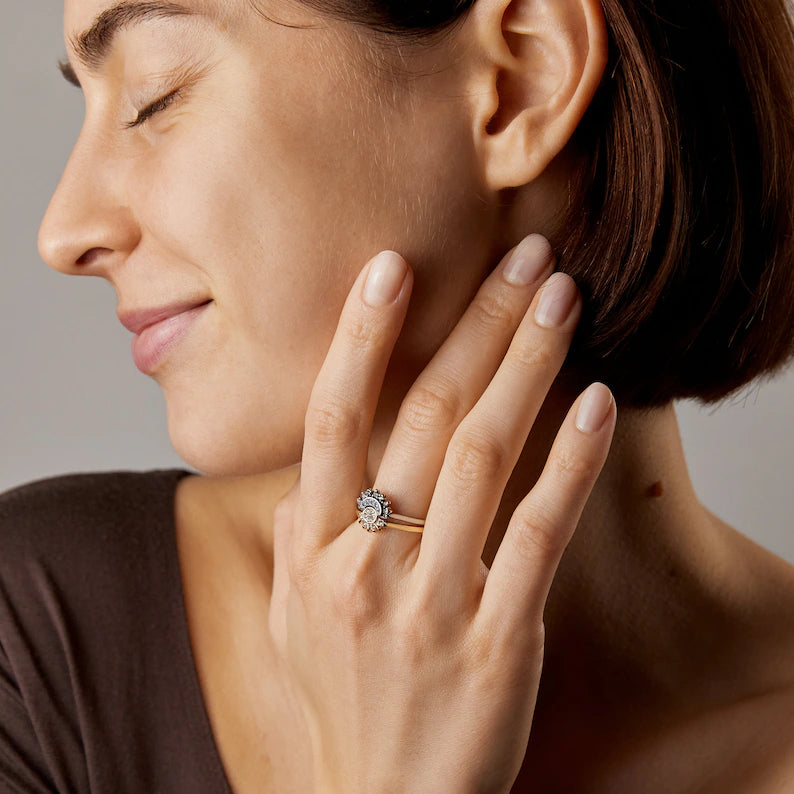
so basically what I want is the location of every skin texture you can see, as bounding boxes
[40,0,794,790]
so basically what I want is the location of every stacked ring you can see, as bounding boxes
[356,488,425,533]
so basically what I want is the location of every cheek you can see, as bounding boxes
[126,103,368,475]
[133,119,342,329]
[134,69,381,273]
[126,49,491,475]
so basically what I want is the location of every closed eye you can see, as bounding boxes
[125,88,183,129]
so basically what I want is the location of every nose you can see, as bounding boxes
[38,125,140,277]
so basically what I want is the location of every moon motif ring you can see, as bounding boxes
[356,488,426,533]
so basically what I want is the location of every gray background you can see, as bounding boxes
[2,6,792,563]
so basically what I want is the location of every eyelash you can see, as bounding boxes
[125,88,183,129]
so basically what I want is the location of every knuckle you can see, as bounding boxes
[509,511,564,563]
[470,291,515,335]
[345,313,377,350]
[399,381,461,436]
[554,446,598,479]
[509,339,556,371]
[305,398,362,449]
[447,431,508,485]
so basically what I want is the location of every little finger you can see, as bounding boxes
[478,382,616,632]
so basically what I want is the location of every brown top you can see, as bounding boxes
[0,468,235,794]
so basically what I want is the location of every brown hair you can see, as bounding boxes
[271,0,794,408]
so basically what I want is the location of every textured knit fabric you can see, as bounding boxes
[0,469,235,794]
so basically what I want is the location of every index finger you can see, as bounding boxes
[298,250,412,551]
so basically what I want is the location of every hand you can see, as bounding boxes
[267,235,616,793]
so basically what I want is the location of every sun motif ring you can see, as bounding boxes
[356,488,426,533]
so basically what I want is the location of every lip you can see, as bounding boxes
[118,299,212,335]
[128,300,213,374]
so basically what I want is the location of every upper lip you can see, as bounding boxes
[117,299,212,335]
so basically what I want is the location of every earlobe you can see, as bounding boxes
[467,0,608,191]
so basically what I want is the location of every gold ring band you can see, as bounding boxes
[387,512,425,526]
[383,521,424,533]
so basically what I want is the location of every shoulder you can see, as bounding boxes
[0,469,234,793]
[0,468,192,553]
[0,468,193,616]
[0,467,194,690]
[0,467,192,523]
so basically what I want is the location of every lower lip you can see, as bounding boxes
[131,302,212,374]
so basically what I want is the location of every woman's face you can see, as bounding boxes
[39,0,561,475]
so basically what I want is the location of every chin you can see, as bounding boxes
[165,398,305,478]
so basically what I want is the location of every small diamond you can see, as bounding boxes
[359,505,381,531]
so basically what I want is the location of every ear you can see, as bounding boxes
[463,0,608,190]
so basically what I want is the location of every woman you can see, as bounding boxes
[2,0,794,791]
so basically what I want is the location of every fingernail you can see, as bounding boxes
[363,251,407,307]
[534,273,578,328]
[576,383,614,433]
[502,234,554,286]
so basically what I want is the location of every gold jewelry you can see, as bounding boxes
[357,488,425,533]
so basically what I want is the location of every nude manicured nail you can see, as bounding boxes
[535,273,578,327]
[502,234,554,286]
[363,251,407,307]
[576,383,614,433]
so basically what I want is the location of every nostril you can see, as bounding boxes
[76,247,111,267]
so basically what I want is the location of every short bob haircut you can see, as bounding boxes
[262,0,794,409]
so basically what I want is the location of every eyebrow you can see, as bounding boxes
[58,0,197,84]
